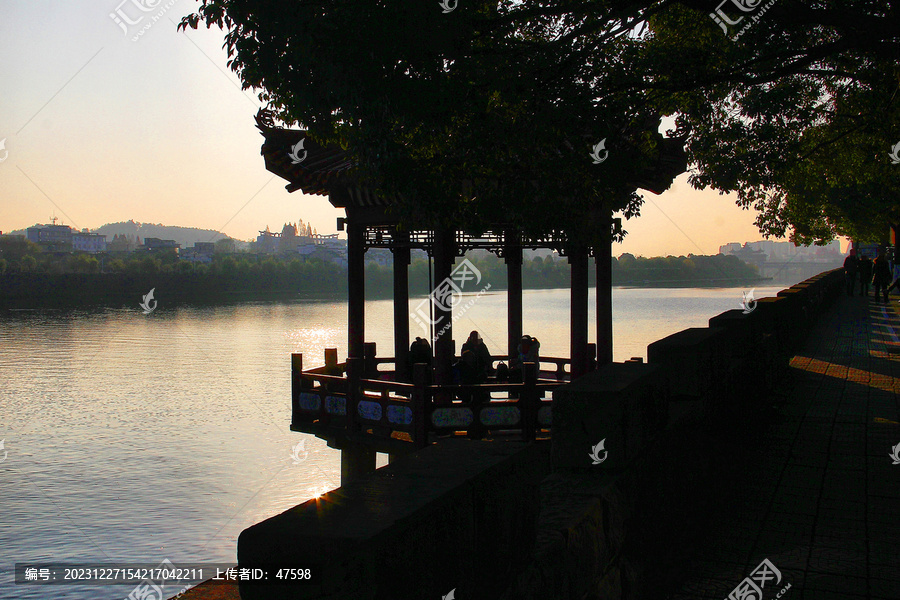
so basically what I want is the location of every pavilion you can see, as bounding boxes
[254,111,686,481]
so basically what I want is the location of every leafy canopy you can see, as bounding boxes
[643,1,900,243]
[180,0,686,244]
[181,0,900,244]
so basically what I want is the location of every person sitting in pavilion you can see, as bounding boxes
[406,337,433,383]
[510,334,540,382]
[457,331,493,405]
[460,331,495,381]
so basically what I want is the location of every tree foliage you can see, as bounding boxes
[643,1,900,243]
[181,0,900,244]
[180,0,690,244]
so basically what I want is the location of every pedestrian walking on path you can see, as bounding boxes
[844,250,859,296]
[873,251,891,302]
[858,255,872,296]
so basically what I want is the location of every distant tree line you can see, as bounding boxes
[0,234,765,308]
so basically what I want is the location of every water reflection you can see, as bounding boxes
[0,286,783,599]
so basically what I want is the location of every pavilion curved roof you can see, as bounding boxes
[256,112,688,210]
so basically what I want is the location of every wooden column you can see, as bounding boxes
[393,231,411,382]
[596,232,614,366]
[505,241,523,364]
[341,356,375,484]
[570,248,589,380]
[291,353,303,424]
[347,217,365,359]
[433,228,455,385]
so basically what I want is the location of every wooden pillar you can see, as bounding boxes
[341,355,375,484]
[347,217,365,359]
[521,362,538,442]
[411,362,429,448]
[433,228,455,385]
[291,353,303,423]
[324,348,339,374]
[505,240,523,364]
[570,248,589,379]
[364,342,378,379]
[393,231,411,382]
[596,232,613,366]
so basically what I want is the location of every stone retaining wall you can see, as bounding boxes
[237,440,550,600]
[511,269,844,599]
[233,269,844,600]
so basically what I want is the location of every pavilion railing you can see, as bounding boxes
[291,350,563,447]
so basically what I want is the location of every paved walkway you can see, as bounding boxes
[663,293,900,599]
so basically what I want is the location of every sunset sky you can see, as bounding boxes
[0,1,843,256]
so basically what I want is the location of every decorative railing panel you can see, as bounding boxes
[292,349,563,447]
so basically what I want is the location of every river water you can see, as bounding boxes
[0,284,787,599]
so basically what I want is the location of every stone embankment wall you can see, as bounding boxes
[507,268,844,599]
[234,269,843,600]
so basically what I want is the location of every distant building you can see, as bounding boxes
[278,222,301,253]
[194,242,216,255]
[26,222,73,251]
[72,229,107,254]
[257,222,324,254]
[180,242,216,263]
[257,226,279,254]
[729,243,767,268]
[142,237,180,253]
[719,242,742,255]
[719,239,843,263]
[108,234,138,253]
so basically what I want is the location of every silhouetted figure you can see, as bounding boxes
[873,252,891,302]
[460,331,494,381]
[407,337,432,382]
[844,251,859,296]
[458,331,492,406]
[495,362,510,381]
[510,334,540,382]
[858,255,872,296]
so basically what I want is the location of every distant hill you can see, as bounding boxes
[6,220,242,248]
[95,221,238,248]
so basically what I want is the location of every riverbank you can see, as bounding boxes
[0,272,771,310]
